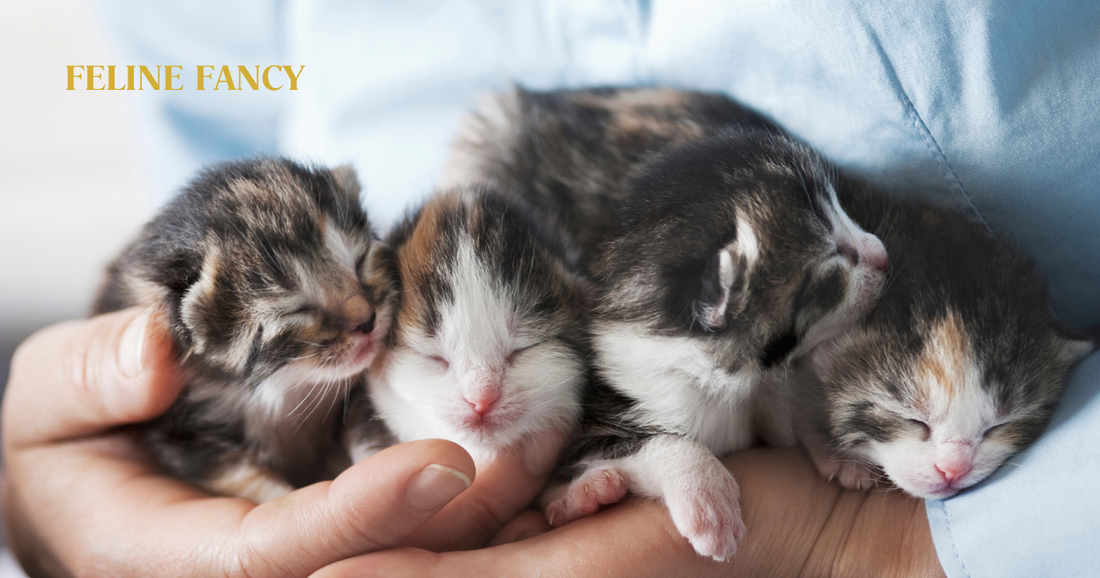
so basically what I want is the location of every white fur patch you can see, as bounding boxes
[593,323,758,455]
[735,214,759,264]
[581,435,745,560]
[699,248,736,329]
[370,235,582,460]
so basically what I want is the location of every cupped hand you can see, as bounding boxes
[313,448,947,578]
[1,308,557,577]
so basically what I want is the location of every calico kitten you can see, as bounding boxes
[546,132,890,561]
[802,184,1095,499]
[94,157,396,502]
[442,86,776,268]
[349,188,590,463]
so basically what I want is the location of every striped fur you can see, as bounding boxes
[94,158,397,500]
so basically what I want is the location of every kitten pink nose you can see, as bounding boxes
[462,365,502,417]
[934,462,972,485]
[465,390,501,416]
[860,234,889,272]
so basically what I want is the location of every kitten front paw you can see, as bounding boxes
[545,466,630,526]
[807,448,878,490]
[833,461,879,491]
[664,466,744,561]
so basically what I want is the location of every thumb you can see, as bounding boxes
[2,307,181,449]
[400,427,570,551]
[234,439,475,577]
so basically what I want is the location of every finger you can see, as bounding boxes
[2,307,179,448]
[311,500,713,578]
[486,509,551,546]
[316,449,844,578]
[400,427,569,551]
[235,439,475,577]
[7,437,475,578]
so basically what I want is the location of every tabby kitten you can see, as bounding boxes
[802,184,1095,498]
[94,157,396,502]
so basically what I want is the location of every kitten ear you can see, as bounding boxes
[178,250,254,366]
[330,164,362,197]
[178,252,221,355]
[694,249,737,330]
[1058,335,1096,366]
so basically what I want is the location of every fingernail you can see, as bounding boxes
[119,309,151,379]
[406,464,471,513]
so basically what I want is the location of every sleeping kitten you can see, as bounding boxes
[447,86,888,560]
[94,157,396,502]
[802,183,1095,499]
[547,132,890,561]
[349,187,590,464]
[442,86,776,268]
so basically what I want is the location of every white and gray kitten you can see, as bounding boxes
[346,188,590,465]
[94,158,396,502]
[802,184,1095,499]
[556,134,888,560]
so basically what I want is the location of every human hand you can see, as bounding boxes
[0,308,541,577]
[313,447,946,578]
[400,426,567,552]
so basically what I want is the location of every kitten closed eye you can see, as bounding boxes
[803,190,1094,500]
[351,187,589,467]
[94,157,398,502]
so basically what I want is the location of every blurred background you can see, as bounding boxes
[0,2,145,574]
[0,0,148,392]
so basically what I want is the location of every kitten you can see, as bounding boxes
[442,86,776,269]
[349,187,590,464]
[94,157,396,502]
[548,132,889,561]
[802,183,1095,498]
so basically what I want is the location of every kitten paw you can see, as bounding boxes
[810,453,878,491]
[833,461,879,491]
[545,466,630,527]
[207,462,294,503]
[664,468,745,561]
[802,435,879,491]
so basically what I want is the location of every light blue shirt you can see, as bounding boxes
[99,1,1100,575]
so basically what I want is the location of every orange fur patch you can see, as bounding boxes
[396,193,457,330]
[919,311,970,402]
